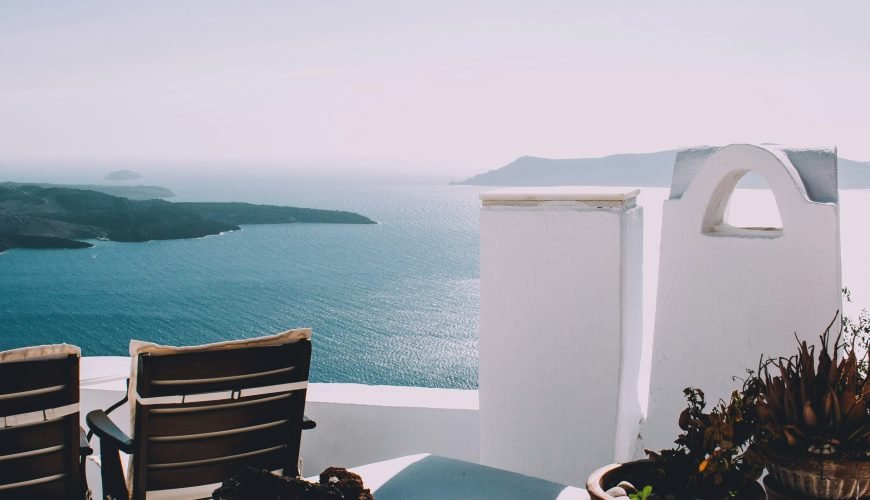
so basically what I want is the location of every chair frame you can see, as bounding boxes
[0,353,92,499]
[88,339,315,499]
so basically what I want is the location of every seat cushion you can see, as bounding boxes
[0,343,80,363]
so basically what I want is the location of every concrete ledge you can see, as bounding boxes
[80,357,479,411]
[481,186,640,205]
[308,383,477,410]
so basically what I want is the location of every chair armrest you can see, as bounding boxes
[302,415,316,430]
[86,410,134,454]
[79,427,93,456]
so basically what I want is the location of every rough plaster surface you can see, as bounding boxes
[479,188,642,486]
[645,144,842,452]
[615,203,644,462]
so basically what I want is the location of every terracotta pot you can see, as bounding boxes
[586,460,654,500]
[586,459,765,500]
[764,446,870,499]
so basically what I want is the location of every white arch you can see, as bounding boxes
[643,143,841,454]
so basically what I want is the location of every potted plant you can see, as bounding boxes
[754,313,870,499]
[213,466,374,499]
[587,385,766,499]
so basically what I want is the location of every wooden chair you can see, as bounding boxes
[87,329,315,499]
[0,345,92,499]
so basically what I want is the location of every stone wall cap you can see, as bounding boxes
[480,186,640,202]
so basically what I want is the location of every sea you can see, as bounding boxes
[2,178,870,390]
[0,180,484,389]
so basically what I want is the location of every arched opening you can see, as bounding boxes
[702,170,783,236]
[724,171,783,230]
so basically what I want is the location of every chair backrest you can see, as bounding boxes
[0,349,82,499]
[130,339,312,499]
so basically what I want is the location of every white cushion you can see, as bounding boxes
[0,343,80,363]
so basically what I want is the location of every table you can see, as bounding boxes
[318,454,590,500]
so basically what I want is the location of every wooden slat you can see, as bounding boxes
[144,371,301,399]
[0,419,66,456]
[0,390,74,417]
[0,357,73,395]
[147,420,297,464]
[143,392,305,438]
[138,341,311,397]
[0,475,67,500]
[0,449,66,486]
[0,356,78,417]
[146,446,288,492]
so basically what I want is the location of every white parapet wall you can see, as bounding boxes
[644,144,842,452]
[479,187,644,486]
[300,383,479,474]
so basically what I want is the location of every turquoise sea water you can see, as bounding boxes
[0,183,484,389]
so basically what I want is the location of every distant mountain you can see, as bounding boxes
[105,169,142,181]
[0,182,175,200]
[0,185,375,253]
[454,150,870,188]
[838,158,870,188]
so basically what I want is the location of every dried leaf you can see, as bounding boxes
[783,428,797,447]
[803,400,818,429]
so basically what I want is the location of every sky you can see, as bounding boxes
[1,1,869,180]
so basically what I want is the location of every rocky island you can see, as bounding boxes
[0,184,375,253]
[105,169,143,181]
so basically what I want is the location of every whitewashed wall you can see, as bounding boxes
[300,384,479,473]
[479,187,643,486]
[644,144,842,451]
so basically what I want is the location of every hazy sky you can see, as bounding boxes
[1,1,868,179]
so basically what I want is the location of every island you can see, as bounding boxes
[0,184,375,253]
[105,169,142,181]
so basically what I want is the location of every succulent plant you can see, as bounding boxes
[756,313,870,458]
[842,288,870,379]
[643,383,766,499]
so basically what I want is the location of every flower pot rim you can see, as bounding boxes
[587,459,655,498]
[765,446,870,498]
[586,459,764,500]
[765,445,870,467]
